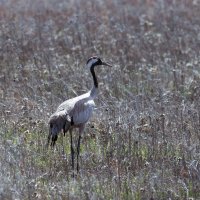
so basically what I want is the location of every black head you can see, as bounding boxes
[86,56,112,68]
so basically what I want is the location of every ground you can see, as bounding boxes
[0,0,200,199]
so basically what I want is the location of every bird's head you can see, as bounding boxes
[85,56,112,69]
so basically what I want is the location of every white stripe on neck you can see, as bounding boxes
[87,58,98,68]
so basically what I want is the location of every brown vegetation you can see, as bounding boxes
[0,0,200,199]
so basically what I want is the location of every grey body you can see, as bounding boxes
[47,56,112,172]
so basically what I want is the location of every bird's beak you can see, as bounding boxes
[102,61,112,67]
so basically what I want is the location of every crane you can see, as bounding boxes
[47,56,112,172]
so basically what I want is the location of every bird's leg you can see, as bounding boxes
[51,135,57,148]
[63,124,66,136]
[77,133,82,172]
[46,129,51,148]
[70,129,75,172]
[77,125,85,173]
[61,122,66,155]
[46,124,53,148]
[60,127,65,155]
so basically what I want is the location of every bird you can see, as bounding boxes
[47,56,112,172]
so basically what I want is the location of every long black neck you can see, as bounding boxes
[90,65,98,88]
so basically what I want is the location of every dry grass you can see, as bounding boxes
[0,0,200,199]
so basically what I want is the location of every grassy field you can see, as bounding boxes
[0,0,200,199]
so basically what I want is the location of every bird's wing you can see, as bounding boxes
[56,99,74,113]
[69,99,95,125]
[48,109,71,146]
[56,92,90,113]
[55,91,95,125]
[49,109,70,132]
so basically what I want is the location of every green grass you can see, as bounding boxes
[0,0,200,199]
